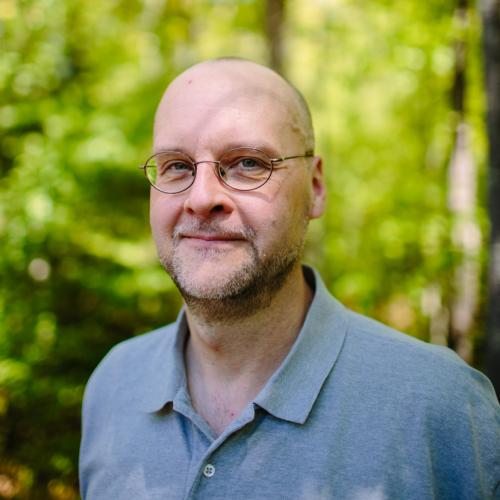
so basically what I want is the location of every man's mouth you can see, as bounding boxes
[172,222,256,250]
[181,233,246,242]
[179,234,247,250]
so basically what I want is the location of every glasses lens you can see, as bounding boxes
[219,148,273,190]
[146,152,195,193]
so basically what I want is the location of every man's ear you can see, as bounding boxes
[309,155,326,219]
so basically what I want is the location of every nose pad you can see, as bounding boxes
[217,163,227,182]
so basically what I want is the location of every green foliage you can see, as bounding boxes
[0,0,486,496]
[294,1,486,335]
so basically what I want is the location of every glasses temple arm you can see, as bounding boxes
[271,152,315,164]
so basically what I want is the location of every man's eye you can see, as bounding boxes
[240,158,259,169]
[170,162,191,171]
[160,161,191,175]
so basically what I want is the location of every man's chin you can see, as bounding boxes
[165,246,259,300]
[172,265,257,301]
[173,269,269,323]
[159,237,303,321]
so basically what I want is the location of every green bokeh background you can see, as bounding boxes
[0,0,489,497]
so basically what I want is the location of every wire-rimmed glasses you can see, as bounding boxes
[140,147,314,194]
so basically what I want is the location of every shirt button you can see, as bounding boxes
[203,464,215,478]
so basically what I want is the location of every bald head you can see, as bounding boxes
[154,58,315,153]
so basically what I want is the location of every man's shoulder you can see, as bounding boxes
[83,322,178,407]
[98,322,177,372]
[346,308,459,363]
[340,307,497,407]
[311,267,484,392]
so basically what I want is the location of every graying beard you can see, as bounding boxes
[161,240,303,323]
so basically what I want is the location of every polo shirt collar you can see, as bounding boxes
[140,312,189,413]
[253,266,348,424]
[141,266,349,424]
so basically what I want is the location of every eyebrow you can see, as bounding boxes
[152,142,281,158]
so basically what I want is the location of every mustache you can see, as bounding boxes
[173,221,256,241]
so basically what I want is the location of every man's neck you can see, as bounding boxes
[184,265,313,436]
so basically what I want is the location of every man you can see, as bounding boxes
[80,58,500,499]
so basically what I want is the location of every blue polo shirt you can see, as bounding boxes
[79,267,500,499]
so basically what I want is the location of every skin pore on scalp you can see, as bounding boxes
[152,58,318,325]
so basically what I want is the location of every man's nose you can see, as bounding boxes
[183,161,235,217]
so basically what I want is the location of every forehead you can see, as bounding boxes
[154,64,301,154]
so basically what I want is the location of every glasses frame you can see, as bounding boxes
[139,147,314,194]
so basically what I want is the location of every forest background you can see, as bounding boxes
[1,0,499,498]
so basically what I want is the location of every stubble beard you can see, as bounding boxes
[158,221,306,323]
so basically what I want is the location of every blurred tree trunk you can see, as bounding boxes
[448,0,481,363]
[482,0,500,396]
[265,0,285,74]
